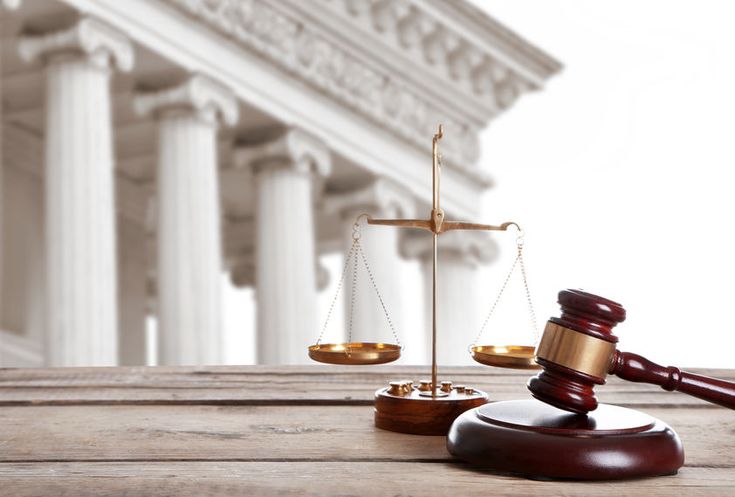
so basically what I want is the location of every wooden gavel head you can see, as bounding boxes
[528,289,626,414]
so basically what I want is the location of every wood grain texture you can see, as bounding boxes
[0,405,732,467]
[0,366,733,496]
[0,463,733,497]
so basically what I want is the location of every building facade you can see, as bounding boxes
[0,0,560,366]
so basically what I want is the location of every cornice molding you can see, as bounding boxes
[159,0,556,185]
[314,0,554,100]
[418,0,562,84]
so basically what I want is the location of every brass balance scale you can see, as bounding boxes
[308,124,540,435]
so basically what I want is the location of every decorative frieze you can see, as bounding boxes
[162,0,509,174]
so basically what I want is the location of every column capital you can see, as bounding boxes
[134,74,239,126]
[19,17,133,71]
[235,128,332,178]
[324,177,415,220]
[402,231,499,267]
[230,252,329,291]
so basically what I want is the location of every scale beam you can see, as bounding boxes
[441,221,520,233]
[367,218,433,231]
[368,218,520,235]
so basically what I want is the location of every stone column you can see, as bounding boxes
[135,75,238,366]
[19,18,133,366]
[325,179,413,347]
[404,231,498,365]
[237,129,331,364]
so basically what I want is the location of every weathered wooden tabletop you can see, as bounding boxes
[0,365,732,496]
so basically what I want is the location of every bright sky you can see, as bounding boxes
[217,1,735,368]
[472,0,735,367]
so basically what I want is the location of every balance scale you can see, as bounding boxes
[308,124,540,435]
[305,125,700,480]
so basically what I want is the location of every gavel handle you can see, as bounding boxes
[610,351,735,409]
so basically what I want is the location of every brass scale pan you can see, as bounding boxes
[469,345,539,370]
[308,342,401,365]
[309,342,539,369]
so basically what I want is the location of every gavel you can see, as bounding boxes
[528,289,735,414]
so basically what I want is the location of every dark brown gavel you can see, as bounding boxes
[528,289,735,414]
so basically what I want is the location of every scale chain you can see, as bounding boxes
[316,239,356,345]
[316,215,401,349]
[471,249,520,348]
[471,236,539,348]
[357,243,402,349]
[517,243,540,344]
[347,239,359,344]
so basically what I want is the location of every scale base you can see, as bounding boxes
[374,381,488,435]
[447,399,684,480]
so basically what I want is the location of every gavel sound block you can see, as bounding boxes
[449,290,735,480]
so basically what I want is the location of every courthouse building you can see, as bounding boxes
[0,0,560,366]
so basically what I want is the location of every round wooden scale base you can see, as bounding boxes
[447,400,684,480]
[375,386,488,436]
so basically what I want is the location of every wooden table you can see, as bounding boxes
[0,365,733,496]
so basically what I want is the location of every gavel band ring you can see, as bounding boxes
[535,322,617,379]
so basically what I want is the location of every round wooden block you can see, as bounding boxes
[447,399,684,480]
[374,386,488,436]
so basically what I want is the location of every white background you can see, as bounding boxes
[471,0,735,368]
[217,1,735,369]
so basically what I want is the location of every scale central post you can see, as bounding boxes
[429,126,443,398]
[368,124,518,399]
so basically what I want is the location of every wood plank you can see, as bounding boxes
[0,404,732,467]
[0,462,732,497]
[1,366,732,406]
